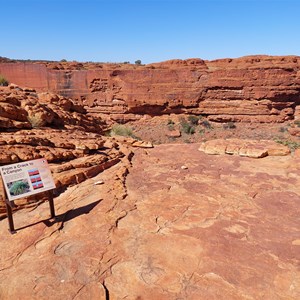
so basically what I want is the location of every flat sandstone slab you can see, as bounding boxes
[0,143,299,299]
[107,143,300,299]
[199,139,290,158]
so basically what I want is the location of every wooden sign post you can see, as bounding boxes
[0,158,56,234]
[5,199,16,234]
[48,191,56,219]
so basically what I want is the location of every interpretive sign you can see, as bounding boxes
[0,158,56,201]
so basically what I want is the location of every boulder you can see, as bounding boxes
[199,139,290,158]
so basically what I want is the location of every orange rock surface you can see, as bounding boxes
[1,55,300,123]
[0,143,299,299]
[199,138,291,157]
[0,57,300,299]
[0,85,151,218]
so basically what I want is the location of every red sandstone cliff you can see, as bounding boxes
[0,55,300,122]
[0,84,152,218]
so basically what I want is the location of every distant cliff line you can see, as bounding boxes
[1,55,300,123]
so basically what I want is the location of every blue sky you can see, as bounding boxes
[2,0,300,64]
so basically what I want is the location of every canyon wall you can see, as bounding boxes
[1,55,300,122]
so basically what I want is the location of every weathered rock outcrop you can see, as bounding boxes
[1,143,299,299]
[199,138,291,158]
[0,84,106,131]
[1,55,300,123]
[0,85,151,218]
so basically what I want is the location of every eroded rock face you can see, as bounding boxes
[0,143,299,299]
[0,126,151,218]
[0,55,300,122]
[0,85,150,218]
[0,85,106,131]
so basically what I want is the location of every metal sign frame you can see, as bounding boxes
[2,189,56,234]
[0,158,56,234]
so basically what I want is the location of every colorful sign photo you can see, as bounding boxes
[0,158,56,201]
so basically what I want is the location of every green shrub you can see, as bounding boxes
[275,139,300,151]
[0,75,9,86]
[180,118,195,134]
[199,128,205,135]
[167,119,175,130]
[186,125,195,134]
[110,124,135,137]
[200,120,213,130]
[9,180,30,196]
[187,115,200,125]
[168,123,175,131]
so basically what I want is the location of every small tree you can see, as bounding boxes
[0,75,9,86]
[135,59,142,65]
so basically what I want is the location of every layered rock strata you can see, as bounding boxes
[0,55,300,122]
[0,85,151,218]
[0,84,106,131]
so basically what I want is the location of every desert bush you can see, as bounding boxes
[180,118,195,134]
[167,119,175,130]
[168,123,175,131]
[223,122,236,129]
[274,139,300,151]
[279,127,288,133]
[0,75,9,86]
[110,124,135,137]
[199,128,205,135]
[187,115,200,125]
[200,120,213,130]
[188,114,203,124]
[9,180,30,196]
[184,138,192,144]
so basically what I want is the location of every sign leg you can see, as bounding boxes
[48,192,55,219]
[6,201,16,234]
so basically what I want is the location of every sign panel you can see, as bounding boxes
[0,158,56,201]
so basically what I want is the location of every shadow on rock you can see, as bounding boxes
[16,199,102,231]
